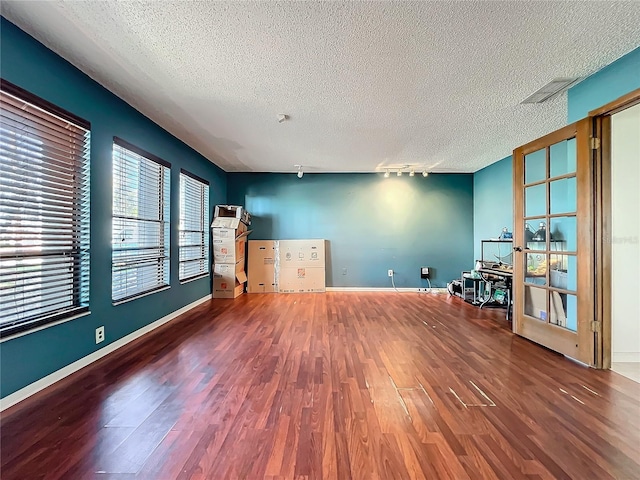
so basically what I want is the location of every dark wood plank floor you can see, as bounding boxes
[2,292,639,479]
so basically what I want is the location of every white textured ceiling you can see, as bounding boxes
[2,1,640,173]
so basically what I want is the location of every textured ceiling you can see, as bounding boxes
[2,1,640,173]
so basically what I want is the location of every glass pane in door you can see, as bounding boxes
[525,253,546,285]
[549,293,578,331]
[550,177,577,214]
[550,138,577,178]
[550,216,576,251]
[525,184,547,217]
[524,285,548,321]
[525,148,546,184]
[549,253,578,291]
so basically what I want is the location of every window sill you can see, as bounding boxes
[112,285,171,306]
[179,273,210,285]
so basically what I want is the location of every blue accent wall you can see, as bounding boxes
[0,18,226,399]
[474,47,640,258]
[227,173,474,289]
[473,156,513,260]
[568,47,640,123]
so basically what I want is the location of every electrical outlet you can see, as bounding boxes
[388,269,394,277]
[95,326,105,344]
[421,266,430,278]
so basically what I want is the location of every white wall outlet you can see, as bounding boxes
[95,326,105,344]
[421,267,430,276]
[388,269,394,277]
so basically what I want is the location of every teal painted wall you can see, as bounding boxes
[473,156,513,260]
[0,18,226,399]
[568,47,640,123]
[474,46,640,256]
[227,173,474,288]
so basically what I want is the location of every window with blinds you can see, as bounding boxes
[112,138,170,303]
[0,80,91,338]
[179,170,209,282]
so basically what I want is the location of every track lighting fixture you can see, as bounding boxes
[295,165,303,178]
[422,171,429,177]
[409,170,415,177]
[384,169,390,178]
[397,170,402,177]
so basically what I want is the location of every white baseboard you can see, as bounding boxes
[326,287,448,294]
[612,352,640,363]
[0,295,211,413]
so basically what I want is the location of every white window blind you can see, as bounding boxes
[179,170,209,281]
[112,138,170,303]
[0,80,90,337]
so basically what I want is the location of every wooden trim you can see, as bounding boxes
[575,117,595,365]
[113,136,171,168]
[588,88,640,117]
[596,115,612,369]
[1,78,91,129]
[512,146,525,335]
[517,123,578,156]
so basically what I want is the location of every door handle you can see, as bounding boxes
[513,246,523,252]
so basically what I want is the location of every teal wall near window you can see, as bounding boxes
[227,173,474,288]
[568,47,640,123]
[0,18,226,399]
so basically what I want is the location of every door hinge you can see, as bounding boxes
[590,137,601,150]
[590,321,601,333]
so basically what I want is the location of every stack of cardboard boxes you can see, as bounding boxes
[247,239,326,293]
[211,206,251,299]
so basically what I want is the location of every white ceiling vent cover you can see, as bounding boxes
[521,77,582,104]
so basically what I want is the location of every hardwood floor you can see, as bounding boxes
[1,292,639,479]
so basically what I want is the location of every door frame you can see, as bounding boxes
[512,119,595,365]
[590,88,640,369]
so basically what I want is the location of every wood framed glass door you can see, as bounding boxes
[512,118,595,365]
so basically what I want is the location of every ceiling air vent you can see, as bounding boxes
[521,77,581,104]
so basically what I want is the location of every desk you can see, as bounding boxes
[477,268,513,321]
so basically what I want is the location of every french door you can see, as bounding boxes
[512,118,595,365]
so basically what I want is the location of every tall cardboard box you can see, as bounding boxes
[211,217,249,264]
[213,261,248,299]
[278,267,326,293]
[278,239,326,293]
[248,240,278,293]
[211,216,251,299]
[278,239,325,268]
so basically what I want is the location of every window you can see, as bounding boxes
[0,80,90,338]
[112,138,170,303]
[179,170,209,281]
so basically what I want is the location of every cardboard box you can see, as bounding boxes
[524,286,567,326]
[214,205,251,226]
[248,240,277,293]
[212,229,250,264]
[278,267,326,293]
[211,217,248,234]
[213,261,247,298]
[278,239,325,268]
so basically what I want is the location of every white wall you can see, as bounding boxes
[611,103,640,362]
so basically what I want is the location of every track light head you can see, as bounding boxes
[409,170,415,177]
[397,170,402,177]
[295,164,303,178]
[384,169,390,178]
[422,171,429,177]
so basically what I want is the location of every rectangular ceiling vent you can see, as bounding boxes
[521,77,582,104]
